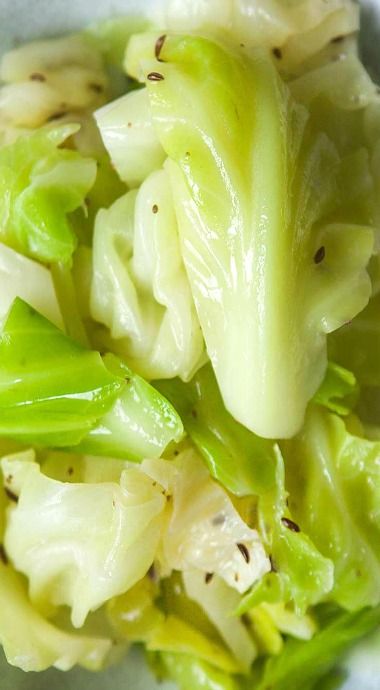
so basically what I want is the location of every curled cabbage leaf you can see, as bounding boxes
[1,447,269,633]
[0,125,97,264]
[0,35,108,131]
[91,168,205,382]
[0,298,182,458]
[95,88,166,187]
[0,563,112,672]
[183,570,257,672]
[153,651,241,690]
[142,449,270,593]
[281,405,380,611]
[256,604,380,690]
[158,365,334,614]
[152,0,358,75]
[2,451,167,628]
[127,33,373,438]
[0,462,111,672]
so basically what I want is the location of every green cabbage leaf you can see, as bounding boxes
[0,126,96,263]
[158,366,334,614]
[256,604,380,690]
[127,33,373,438]
[281,405,380,611]
[0,298,183,457]
[152,0,358,76]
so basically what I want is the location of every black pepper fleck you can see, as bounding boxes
[4,488,18,503]
[314,246,326,264]
[205,572,214,584]
[281,517,301,533]
[89,82,104,94]
[147,71,165,82]
[47,111,67,122]
[212,514,226,526]
[155,34,167,61]
[272,47,282,60]
[152,204,159,214]
[237,542,250,564]
[30,72,46,82]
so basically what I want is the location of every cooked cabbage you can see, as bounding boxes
[91,168,205,382]
[2,451,166,628]
[126,33,373,438]
[152,0,359,75]
[0,125,97,264]
[0,35,108,131]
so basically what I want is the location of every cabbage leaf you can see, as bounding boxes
[0,34,108,130]
[142,449,270,594]
[0,298,183,457]
[0,463,111,672]
[256,604,380,690]
[151,651,241,690]
[2,451,166,628]
[152,0,358,76]
[281,405,380,610]
[95,89,166,187]
[128,33,373,438]
[183,570,258,672]
[91,169,205,382]
[0,241,63,328]
[158,366,333,613]
[0,126,97,263]
[76,354,184,460]
[0,563,112,672]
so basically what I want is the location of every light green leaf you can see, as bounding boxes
[147,615,240,674]
[158,366,333,614]
[151,0,359,76]
[238,445,334,615]
[156,364,278,498]
[132,33,372,438]
[313,361,359,416]
[256,604,380,690]
[183,570,257,673]
[0,126,96,263]
[282,405,380,610]
[77,354,184,460]
[154,651,241,690]
[0,298,183,458]
[0,298,123,447]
